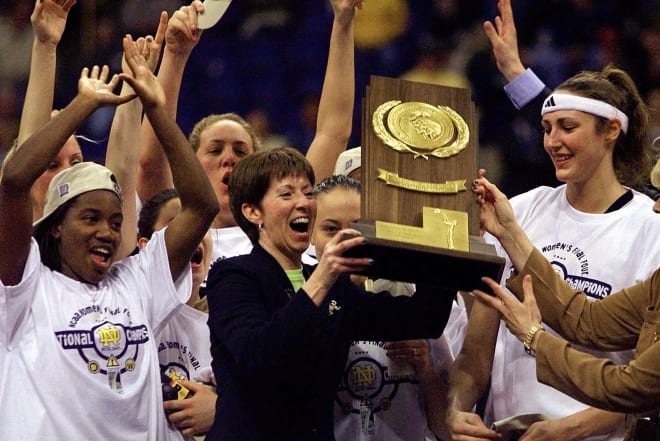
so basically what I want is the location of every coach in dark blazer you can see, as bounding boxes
[205,148,455,441]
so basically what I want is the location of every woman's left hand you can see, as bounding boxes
[164,380,217,437]
[472,275,542,343]
[384,339,432,373]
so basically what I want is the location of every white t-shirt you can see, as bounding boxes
[333,281,456,441]
[209,226,252,263]
[156,304,212,384]
[157,303,212,441]
[486,185,660,441]
[334,337,452,441]
[0,230,191,441]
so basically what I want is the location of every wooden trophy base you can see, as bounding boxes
[344,222,504,292]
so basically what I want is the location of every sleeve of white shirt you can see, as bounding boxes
[131,228,192,333]
[0,239,43,349]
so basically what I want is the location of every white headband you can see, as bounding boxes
[541,93,629,134]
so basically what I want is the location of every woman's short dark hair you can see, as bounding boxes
[137,188,179,240]
[229,147,315,244]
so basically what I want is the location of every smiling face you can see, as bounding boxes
[246,174,315,269]
[196,120,255,228]
[53,190,123,284]
[312,187,361,259]
[30,136,83,220]
[542,107,614,187]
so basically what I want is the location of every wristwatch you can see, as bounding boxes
[524,323,545,356]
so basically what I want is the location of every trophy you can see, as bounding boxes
[345,76,504,291]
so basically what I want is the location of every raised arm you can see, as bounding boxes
[305,0,360,183]
[0,66,131,285]
[17,0,76,145]
[137,1,204,204]
[106,16,167,259]
[483,0,524,82]
[120,36,219,281]
[484,0,550,114]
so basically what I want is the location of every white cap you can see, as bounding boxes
[33,162,122,228]
[333,147,362,177]
[197,0,232,30]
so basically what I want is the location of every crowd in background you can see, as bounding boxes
[1,0,659,196]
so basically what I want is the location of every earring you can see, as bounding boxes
[258,223,263,231]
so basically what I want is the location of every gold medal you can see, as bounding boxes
[373,100,469,159]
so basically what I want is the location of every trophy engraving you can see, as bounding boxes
[347,76,504,291]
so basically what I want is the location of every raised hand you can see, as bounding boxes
[121,12,168,76]
[77,65,134,108]
[165,0,205,57]
[483,0,525,82]
[31,0,76,45]
[119,35,166,109]
[330,0,363,25]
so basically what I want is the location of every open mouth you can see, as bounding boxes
[221,171,231,188]
[191,247,203,265]
[90,246,112,269]
[290,217,310,233]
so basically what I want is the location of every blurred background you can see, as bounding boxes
[1,0,658,196]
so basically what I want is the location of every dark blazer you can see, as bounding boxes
[205,243,456,441]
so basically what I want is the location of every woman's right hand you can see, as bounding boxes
[330,0,363,26]
[165,0,205,57]
[303,228,371,305]
[483,0,525,82]
[31,0,76,46]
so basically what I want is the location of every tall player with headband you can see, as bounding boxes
[447,64,660,441]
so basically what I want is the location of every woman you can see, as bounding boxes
[312,174,453,441]
[205,148,455,441]
[471,175,660,441]
[447,65,660,441]
[136,189,217,439]
[15,0,166,260]
[0,36,218,440]
[137,0,361,264]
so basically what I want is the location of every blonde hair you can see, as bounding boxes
[188,113,262,153]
